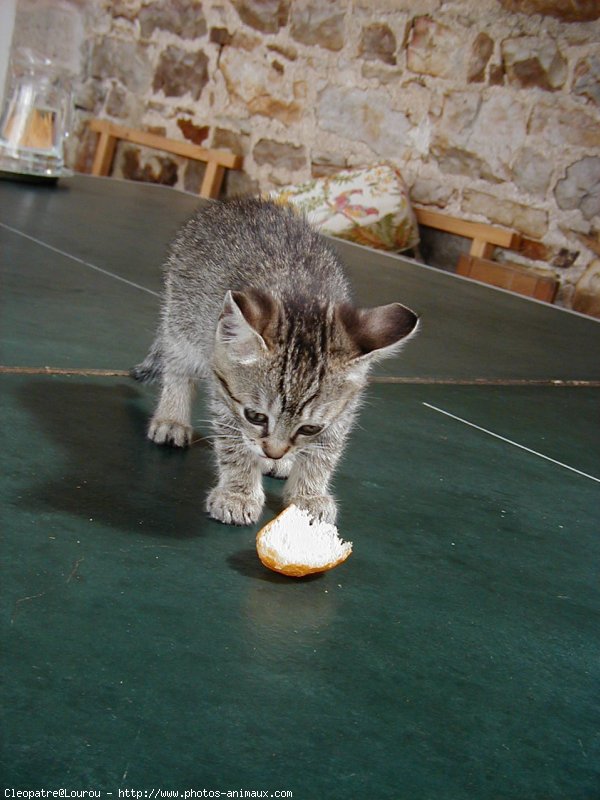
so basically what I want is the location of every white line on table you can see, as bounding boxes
[0,221,160,297]
[422,401,600,484]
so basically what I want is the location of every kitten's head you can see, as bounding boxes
[212,289,418,461]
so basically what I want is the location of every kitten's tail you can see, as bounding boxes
[130,344,163,384]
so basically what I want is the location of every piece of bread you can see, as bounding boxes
[256,504,353,577]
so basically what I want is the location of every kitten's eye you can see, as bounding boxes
[297,424,323,437]
[244,408,268,427]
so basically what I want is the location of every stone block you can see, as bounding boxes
[358,24,397,65]
[90,36,152,94]
[410,178,454,207]
[111,1,142,22]
[219,48,304,124]
[267,43,299,61]
[213,128,250,156]
[501,36,567,91]
[361,63,404,83]
[469,92,529,165]
[317,85,412,159]
[439,91,481,134]
[433,145,502,183]
[436,92,528,177]
[290,0,347,51]
[210,28,233,46]
[105,84,144,121]
[153,46,209,100]
[253,139,307,172]
[462,190,548,238]
[489,64,505,86]
[511,148,553,196]
[74,80,106,113]
[407,17,464,79]
[499,0,600,23]
[311,152,348,178]
[354,0,440,9]
[139,1,207,39]
[468,32,494,84]
[176,118,209,145]
[554,157,600,220]
[573,55,600,106]
[230,31,262,51]
[232,0,290,34]
[530,98,600,149]
[471,94,528,167]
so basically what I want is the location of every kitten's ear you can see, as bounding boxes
[216,290,270,363]
[229,288,277,340]
[338,302,419,363]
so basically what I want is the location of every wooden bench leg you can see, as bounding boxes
[91,130,117,177]
[200,161,225,199]
[470,239,496,259]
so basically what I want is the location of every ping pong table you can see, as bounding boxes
[1,174,599,798]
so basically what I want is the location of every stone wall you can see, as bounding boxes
[9,0,600,313]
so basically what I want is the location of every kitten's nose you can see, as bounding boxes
[262,441,289,460]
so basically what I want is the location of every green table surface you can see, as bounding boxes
[1,175,599,798]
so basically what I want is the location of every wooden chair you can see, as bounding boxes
[88,118,243,199]
[413,206,558,302]
[413,206,521,259]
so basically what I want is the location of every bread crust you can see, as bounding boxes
[256,507,352,578]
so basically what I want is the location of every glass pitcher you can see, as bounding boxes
[0,48,73,178]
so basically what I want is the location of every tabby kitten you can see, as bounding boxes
[132,198,418,526]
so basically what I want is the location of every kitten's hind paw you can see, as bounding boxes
[148,418,193,447]
[287,494,337,525]
[206,488,264,526]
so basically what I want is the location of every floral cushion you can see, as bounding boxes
[270,163,419,253]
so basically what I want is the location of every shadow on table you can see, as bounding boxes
[15,377,217,539]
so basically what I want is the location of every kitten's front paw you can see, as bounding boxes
[148,418,193,448]
[206,487,264,526]
[287,494,337,525]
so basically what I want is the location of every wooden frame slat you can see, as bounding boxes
[414,206,521,258]
[457,253,558,303]
[87,118,243,198]
[201,161,226,199]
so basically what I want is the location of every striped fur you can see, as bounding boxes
[132,198,418,525]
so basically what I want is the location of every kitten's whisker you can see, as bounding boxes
[299,443,330,454]
[212,419,238,430]
[201,420,240,432]
[199,415,238,425]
